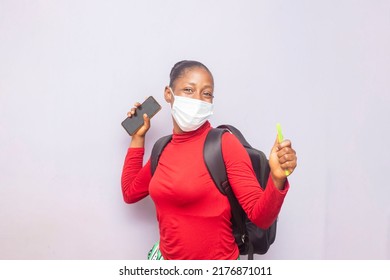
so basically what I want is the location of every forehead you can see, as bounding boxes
[177,67,214,85]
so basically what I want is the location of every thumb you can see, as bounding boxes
[143,113,151,129]
[272,134,280,152]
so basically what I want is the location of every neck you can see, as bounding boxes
[172,117,184,134]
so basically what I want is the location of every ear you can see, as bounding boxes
[164,86,173,103]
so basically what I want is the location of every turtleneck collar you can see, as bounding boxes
[171,121,211,143]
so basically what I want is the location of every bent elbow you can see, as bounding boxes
[258,219,276,230]
[121,184,146,204]
[248,213,277,230]
[123,194,139,204]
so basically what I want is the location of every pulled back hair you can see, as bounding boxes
[169,60,213,88]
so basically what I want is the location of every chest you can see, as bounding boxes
[149,141,225,210]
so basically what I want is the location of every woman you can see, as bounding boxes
[121,60,297,260]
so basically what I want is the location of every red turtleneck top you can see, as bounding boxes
[121,122,289,260]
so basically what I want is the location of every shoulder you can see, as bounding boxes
[220,130,248,157]
[221,130,242,147]
[218,129,253,172]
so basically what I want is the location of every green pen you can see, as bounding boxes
[276,123,290,177]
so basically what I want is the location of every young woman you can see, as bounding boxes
[121,60,297,260]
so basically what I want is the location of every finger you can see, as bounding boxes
[278,153,296,165]
[281,166,295,177]
[277,145,296,155]
[143,113,150,128]
[127,108,137,117]
[127,101,142,117]
[280,158,297,171]
[279,159,296,175]
[280,162,295,173]
[279,139,292,149]
[277,146,296,158]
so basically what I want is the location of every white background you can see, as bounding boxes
[1,0,389,260]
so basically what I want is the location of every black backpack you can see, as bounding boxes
[150,124,277,260]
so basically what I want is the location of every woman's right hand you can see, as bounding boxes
[127,102,151,147]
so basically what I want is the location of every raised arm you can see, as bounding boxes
[221,133,293,229]
[121,102,153,203]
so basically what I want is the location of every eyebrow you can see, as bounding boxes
[186,82,213,89]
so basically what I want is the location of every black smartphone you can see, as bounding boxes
[121,96,162,136]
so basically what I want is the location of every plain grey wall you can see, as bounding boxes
[1,0,389,259]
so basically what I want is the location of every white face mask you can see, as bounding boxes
[170,88,214,132]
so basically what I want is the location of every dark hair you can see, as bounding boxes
[169,60,213,88]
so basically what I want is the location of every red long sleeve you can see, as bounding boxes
[222,132,289,229]
[121,122,289,259]
[121,147,151,203]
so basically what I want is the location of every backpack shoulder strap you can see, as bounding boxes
[218,124,270,189]
[150,135,172,176]
[217,124,252,148]
[203,128,228,195]
[204,128,247,245]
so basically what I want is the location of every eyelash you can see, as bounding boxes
[183,88,214,99]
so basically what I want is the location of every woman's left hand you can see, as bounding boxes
[269,136,297,189]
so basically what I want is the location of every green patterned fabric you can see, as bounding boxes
[147,241,240,260]
[147,241,164,260]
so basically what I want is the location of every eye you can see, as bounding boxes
[203,92,214,99]
[183,88,194,94]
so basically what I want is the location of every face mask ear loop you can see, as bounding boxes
[168,87,176,107]
[169,87,176,102]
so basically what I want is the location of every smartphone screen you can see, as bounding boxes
[121,96,162,136]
